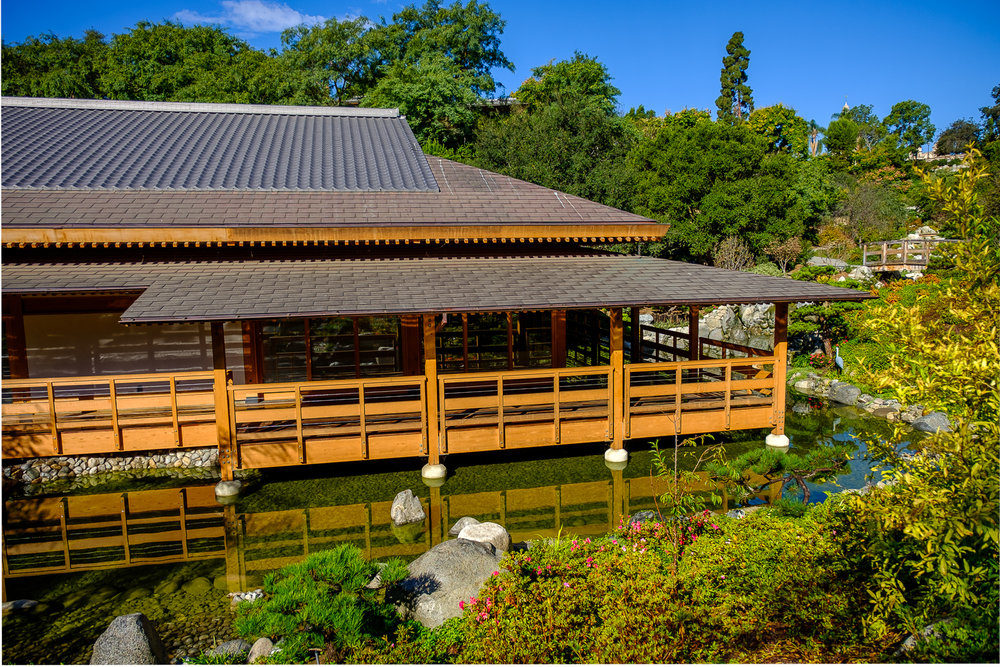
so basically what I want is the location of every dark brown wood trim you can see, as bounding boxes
[210,322,227,371]
[20,294,141,315]
[400,315,421,376]
[688,306,700,361]
[505,313,514,371]
[2,295,29,379]
[241,321,262,384]
[629,307,641,363]
[551,310,567,368]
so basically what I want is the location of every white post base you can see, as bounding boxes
[604,447,628,464]
[421,463,447,480]
[765,433,790,448]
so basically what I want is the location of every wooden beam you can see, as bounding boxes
[423,315,440,463]
[214,369,235,480]
[2,295,29,379]
[688,306,700,361]
[241,321,262,384]
[609,308,625,451]
[772,303,788,436]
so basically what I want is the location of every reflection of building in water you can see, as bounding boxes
[3,474,779,593]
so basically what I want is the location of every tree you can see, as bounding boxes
[978,83,999,142]
[884,100,936,155]
[834,178,908,246]
[101,21,288,103]
[747,104,809,156]
[787,267,864,356]
[712,236,755,271]
[514,52,620,114]
[832,103,885,150]
[823,118,859,170]
[807,119,824,157]
[375,0,513,96]
[934,119,981,155]
[1,30,108,99]
[715,31,753,123]
[278,17,381,105]
[363,52,482,147]
[765,236,803,274]
[631,116,816,262]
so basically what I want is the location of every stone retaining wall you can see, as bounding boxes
[3,448,219,486]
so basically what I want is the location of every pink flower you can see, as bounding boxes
[563,582,570,587]
[492,570,499,576]
[720,575,726,580]
[459,600,466,610]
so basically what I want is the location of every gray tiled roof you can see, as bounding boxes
[2,256,872,322]
[1,97,436,192]
[2,156,658,229]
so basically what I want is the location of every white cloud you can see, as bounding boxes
[174,0,327,34]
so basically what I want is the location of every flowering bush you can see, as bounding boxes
[452,509,875,663]
[808,351,835,370]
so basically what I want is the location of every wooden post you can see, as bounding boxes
[688,306,700,361]
[241,321,262,384]
[2,295,29,379]
[211,323,226,371]
[400,315,421,376]
[423,315,440,465]
[772,303,788,435]
[551,310,566,368]
[609,308,625,450]
[629,307,641,363]
[214,368,235,480]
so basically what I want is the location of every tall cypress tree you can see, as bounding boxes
[715,31,753,123]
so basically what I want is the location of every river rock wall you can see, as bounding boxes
[3,448,219,488]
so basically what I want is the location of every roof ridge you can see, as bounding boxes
[1,97,400,118]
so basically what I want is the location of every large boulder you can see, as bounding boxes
[628,510,659,525]
[828,382,861,406]
[391,538,501,628]
[247,637,274,663]
[456,522,510,554]
[91,613,166,665]
[911,411,951,433]
[847,265,873,281]
[390,489,426,526]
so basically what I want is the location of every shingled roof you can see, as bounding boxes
[1,97,661,245]
[2,256,873,323]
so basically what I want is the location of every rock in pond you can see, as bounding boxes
[628,510,659,525]
[182,577,212,596]
[911,411,951,433]
[390,489,426,526]
[448,516,480,537]
[828,382,861,406]
[2,599,38,615]
[456,521,510,554]
[208,638,253,661]
[91,613,167,665]
[391,538,501,628]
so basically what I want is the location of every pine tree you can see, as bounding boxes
[715,31,753,124]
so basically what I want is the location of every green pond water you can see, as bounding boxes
[1,400,914,665]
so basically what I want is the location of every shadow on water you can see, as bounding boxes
[2,400,915,664]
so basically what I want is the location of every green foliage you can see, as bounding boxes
[980,83,1000,142]
[716,31,753,123]
[514,52,621,114]
[750,261,783,276]
[234,545,407,663]
[451,509,875,663]
[824,118,860,167]
[833,103,886,150]
[706,443,852,505]
[1,30,108,98]
[632,115,817,262]
[786,267,866,354]
[278,17,380,104]
[748,104,809,156]
[884,100,936,155]
[934,118,981,155]
[183,653,242,664]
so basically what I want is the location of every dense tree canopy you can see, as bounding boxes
[935,119,981,154]
[748,104,809,156]
[0,30,107,99]
[884,99,936,155]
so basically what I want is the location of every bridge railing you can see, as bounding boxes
[862,238,959,268]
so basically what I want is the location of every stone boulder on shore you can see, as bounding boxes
[90,613,166,665]
[391,538,501,628]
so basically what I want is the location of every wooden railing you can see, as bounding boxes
[438,366,614,454]
[625,357,776,439]
[227,375,427,469]
[862,239,959,268]
[699,338,771,359]
[2,485,224,578]
[638,325,689,362]
[2,371,216,458]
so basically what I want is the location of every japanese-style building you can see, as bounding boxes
[1,97,871,481]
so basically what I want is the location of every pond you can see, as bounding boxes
[1,400,915,665]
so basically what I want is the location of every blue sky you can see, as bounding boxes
[3,0,998,140]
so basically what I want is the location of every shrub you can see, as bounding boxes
[750,261,783,276]
[233,545,407,663]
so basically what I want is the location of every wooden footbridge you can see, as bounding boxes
[861,238,958,271]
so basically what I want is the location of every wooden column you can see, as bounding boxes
[400,315,421,375]
[241,321,262,384]
[212,322,235,480]
[2,295,29,379]
[423,315,440,465]
[688,306,700,361]
[609,308,625,450]
[772,302,788,435]
[551,310,567,368]
[629,307,641,363]
[211,323,226,371]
